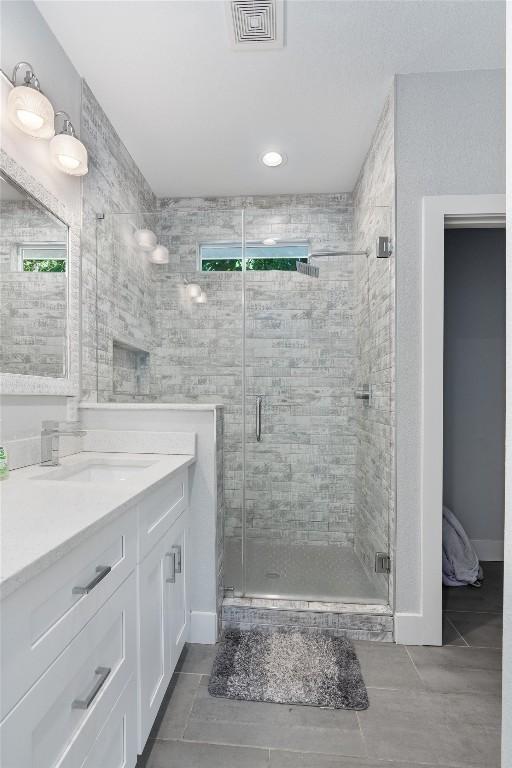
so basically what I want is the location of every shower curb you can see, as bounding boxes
[222,597,394,642]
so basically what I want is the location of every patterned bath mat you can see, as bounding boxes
[208,628,369,710]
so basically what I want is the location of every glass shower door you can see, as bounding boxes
[241,206,392,604]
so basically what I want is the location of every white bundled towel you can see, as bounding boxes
[442,505,482,587]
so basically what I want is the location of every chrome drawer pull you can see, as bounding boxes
[72,565,111,595]
[172,545,182,574]
[166,551,176,583]
[72,666,111,710]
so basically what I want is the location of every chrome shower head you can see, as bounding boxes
[296,261,319,278]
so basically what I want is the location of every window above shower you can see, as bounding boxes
[199,241,309,272]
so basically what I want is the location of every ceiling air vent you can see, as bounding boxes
[226,0,284,50]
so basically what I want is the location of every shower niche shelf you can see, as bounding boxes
[112,337,150,397]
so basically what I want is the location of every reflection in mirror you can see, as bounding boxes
[0,170,69,378]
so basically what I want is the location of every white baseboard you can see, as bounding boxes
[189,611,217,644]
[394,611,442,646]
[471,539,504,561]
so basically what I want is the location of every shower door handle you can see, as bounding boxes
[256,396,262,442]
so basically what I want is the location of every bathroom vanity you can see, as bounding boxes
[0,451,195,767]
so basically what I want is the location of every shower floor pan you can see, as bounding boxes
[223,539,387,604]
[222,540,393,642]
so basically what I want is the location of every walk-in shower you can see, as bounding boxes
[94,197,394,613]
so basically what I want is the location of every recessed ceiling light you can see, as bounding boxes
[261,151,286,167]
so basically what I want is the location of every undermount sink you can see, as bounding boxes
[35,458,156,483]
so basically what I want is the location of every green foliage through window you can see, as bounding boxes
[200,243,309,272]
[202,257,307,272]
[23,259,66,273]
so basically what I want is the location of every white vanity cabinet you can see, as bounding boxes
[137,470,189,751]
[0,462,192,768]
[0,510,137,721]
[0,571,137,768]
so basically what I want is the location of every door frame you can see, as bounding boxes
[399,194,505,646]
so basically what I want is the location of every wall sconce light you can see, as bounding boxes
[49,112,88,176]
[186,283,202,299]
[150,245,169,264]
[134,228,157,251]
[7,61,55,139]
[195,291,207,304]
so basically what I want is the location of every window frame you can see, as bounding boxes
[197,239,311,272]
[16,241,68,272]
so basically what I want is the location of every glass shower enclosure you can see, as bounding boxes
[95,201,393,607]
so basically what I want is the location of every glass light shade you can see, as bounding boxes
[7,85,55,139]
[150,245,169,264]
[186,283,201,299]
[195,291,207,304]
[134,228,157,251]
[49,133,88,176]
[263,237,277,246]
[261,151,284,167]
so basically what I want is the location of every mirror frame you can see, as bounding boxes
[0,149,80,395]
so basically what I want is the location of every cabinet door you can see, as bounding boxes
[78,677,137,768]
[137,510,190,753]
[138,537,172,750]
[166,512,189,671]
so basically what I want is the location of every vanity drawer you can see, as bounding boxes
[0,508,136,720]
[63,676,137,768]
[0,571,136,768]
[137,468,188,561]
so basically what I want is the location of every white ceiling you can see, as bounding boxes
[37,1,505,198]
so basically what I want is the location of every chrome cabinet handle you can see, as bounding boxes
[166,551,176,583]
[72,666,111,710]
[256,396,262,442]
[72,565,111,595]
[172,545,182,574]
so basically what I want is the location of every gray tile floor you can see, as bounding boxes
[139,562,503,768]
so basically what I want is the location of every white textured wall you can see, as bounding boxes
[395,69,506,614]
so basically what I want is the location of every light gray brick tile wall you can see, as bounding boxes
[151,195,359,554]
[80,81,157,401]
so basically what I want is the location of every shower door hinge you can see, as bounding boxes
[376,236,392,258]
[375,552,391,574]
[96,213,105,221]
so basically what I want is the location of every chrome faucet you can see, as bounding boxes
[40,420,86,467]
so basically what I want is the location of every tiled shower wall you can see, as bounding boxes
[80,78,396,602]
[151,194,357,546]
[352,90,395,600]
[80,81,156,401]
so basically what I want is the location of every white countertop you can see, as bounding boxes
[0,451,195,599]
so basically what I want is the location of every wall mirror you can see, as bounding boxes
[0,151,79,395]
